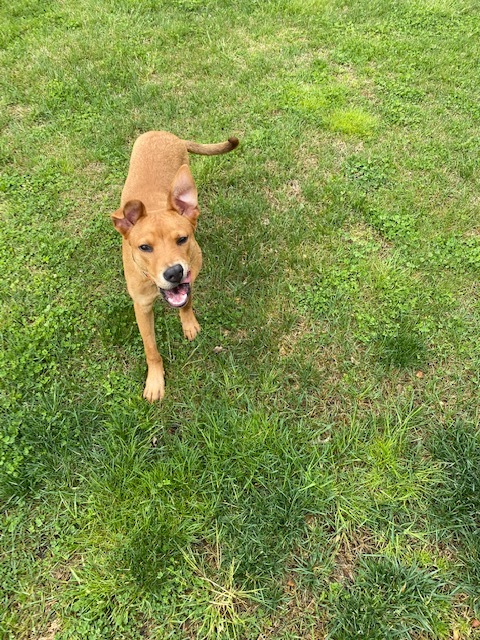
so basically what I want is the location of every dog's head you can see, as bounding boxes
[112,165,200,308]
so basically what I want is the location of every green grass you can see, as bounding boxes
[1,0,480,637]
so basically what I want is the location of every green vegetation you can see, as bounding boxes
[1,0,479,637]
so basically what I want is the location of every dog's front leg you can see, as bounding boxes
[179,297,200,341]
[134,301,165,402]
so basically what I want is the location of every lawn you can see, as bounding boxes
[1,0,480,637]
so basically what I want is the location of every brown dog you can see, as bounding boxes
[111,131,238,402]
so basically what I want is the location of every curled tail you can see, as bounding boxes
[184,136,239,156]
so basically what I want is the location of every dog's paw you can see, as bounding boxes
[183,319,201,341]
[143,381,165,402]
[143,366,165,402]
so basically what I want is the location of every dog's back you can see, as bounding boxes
[121,131,188,209]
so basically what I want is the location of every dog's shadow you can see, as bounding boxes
[98,294,136,346]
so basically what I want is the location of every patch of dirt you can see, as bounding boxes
[331,529,379,584]
[37,619,61,640]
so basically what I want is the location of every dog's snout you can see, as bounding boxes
[163,264,184,284]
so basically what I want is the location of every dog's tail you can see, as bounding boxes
[184,136,239,156]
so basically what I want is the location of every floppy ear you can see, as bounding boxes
[168,165,199,226]
[111,200,146,237]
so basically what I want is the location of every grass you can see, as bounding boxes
[1,0,480,637]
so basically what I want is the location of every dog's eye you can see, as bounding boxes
[177,236,188,246]
[139,244,153,252]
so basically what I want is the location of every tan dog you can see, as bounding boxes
[112,131,239,402]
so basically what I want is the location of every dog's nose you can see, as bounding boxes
[163,264,184,284]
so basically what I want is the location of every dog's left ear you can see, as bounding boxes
[169,165,199,227]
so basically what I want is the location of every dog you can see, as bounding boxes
[111,131,239,401]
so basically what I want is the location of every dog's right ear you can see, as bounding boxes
[111,200,146,237]
[168,165,199,227]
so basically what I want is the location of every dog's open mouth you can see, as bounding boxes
[160,272,191,308]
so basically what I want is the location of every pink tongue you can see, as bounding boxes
[165,291,187,306]
[165,285,188,306]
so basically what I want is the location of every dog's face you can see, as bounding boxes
[112,165,201,308]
